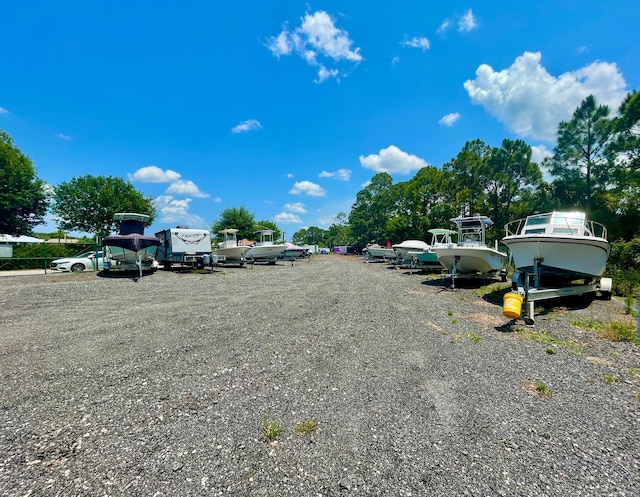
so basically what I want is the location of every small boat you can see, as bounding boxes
[414,228,457,268]
[364,243,397,261]
[431,216,507,281]
[244,229,286,263]
[212,228,250,264]
[392,239,430,264]
[102,213,161,271]
[502,211,610,282]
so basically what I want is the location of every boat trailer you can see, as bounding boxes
[503,258,612,325]
[446,255,508,289]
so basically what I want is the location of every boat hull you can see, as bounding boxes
[245,245,286,260]
[213,246,250,261]
[433,246,506,274]
[366,248,397,259]
[502,235,609,280]
[414,251,440,266]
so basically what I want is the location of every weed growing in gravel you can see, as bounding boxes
[603,375,620,383]
[294,419,318,435]
[515,328,582,354]
[447,310,453,316]
[523,381,553,398]
[572,317,639,344]
[467,332,482,344]
[636,392,640,401]
[629,368,640,377]
[262,418,284,441]
[473,282,510,304]
[545,348,557,355]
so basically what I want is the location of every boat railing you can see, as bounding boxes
[504,217,608,239]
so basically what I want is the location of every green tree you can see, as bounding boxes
[53,175,156,238]
[211,206,256,241]
[443,139,494,216]
[292,226,328,245]
[348,172,395,247]
[546,95,613,212]
[326,212,352,247]
[606,91,640,239]
[0,130,48,235]
[485,139,545,236]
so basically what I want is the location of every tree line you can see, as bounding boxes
[2,93,639,254]
[293,93,640,251]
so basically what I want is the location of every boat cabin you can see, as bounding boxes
[521,212,592,236]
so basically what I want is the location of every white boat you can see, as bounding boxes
[102,213,161,271]
[212,228,250,264]
[502,211,610,282]
[432,216,507,277]
[244,229,286,263]
[392,239,430,263]
[414,228,457,267]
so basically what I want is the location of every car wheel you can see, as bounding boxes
[71,263,85,273]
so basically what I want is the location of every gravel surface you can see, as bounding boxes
[1,255,639,496]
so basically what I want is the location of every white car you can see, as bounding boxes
[50,251,105,272]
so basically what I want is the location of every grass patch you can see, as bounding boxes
[473,282,510,303]
[572,317,639,345]
[515,328,582,354]
[545,348,557,355]
[523,380,553,398]
[294,419,318,435]
[603,375,621,383]
[262,418,284,441]
[466,332,482,344]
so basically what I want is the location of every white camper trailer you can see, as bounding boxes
[155,227,217,269]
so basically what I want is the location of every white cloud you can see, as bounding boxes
[0,106,10,115]
[267,10,362,83]
[286,173,294,178]
[463,51,627,143]
[274,212,304,224]
[439,112,461,127]
[359,145,428,175]
[289,180,326,196]
[57,133,71,141]
[154,195,205,227]
[391,55,400,67]
[317,215,339,227]
[316,65,339,83]
[284,202,307,214]
[437,19,451,34]
[531,144,553,165]
[458,9,477,32]
[166,179,209,198]
[319,168,351,181]
[232,119,263,133]
[400,36,430,51]
[130,165,181,183]
[213,197,222,203]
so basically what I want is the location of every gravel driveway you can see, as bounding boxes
[1,255,639,496]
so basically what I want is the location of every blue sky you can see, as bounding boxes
[1,1,638,238]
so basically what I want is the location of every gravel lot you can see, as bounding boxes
[1,255,639,496]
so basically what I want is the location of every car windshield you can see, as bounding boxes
[75,252,94,258]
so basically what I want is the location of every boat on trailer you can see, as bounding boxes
[413,228,457,269]
[501,211,612,324]
[431,215,507,286]
[244,229,286,264]
[212,228,250,265]
[392,239,430,265]
[102,213,161,272]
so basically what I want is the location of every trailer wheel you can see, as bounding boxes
[163,261,172,271]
